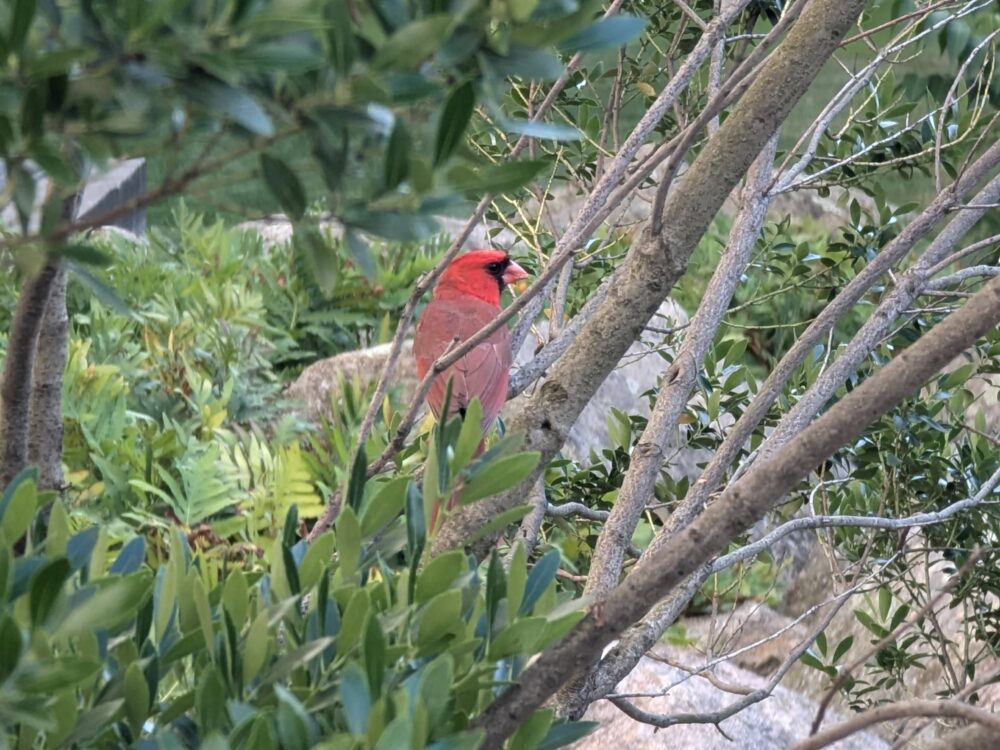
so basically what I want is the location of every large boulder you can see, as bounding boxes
[573,635,887,749]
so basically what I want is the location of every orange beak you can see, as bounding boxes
[502,260,529,286]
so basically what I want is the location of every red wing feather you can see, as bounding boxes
[414,297,511,431]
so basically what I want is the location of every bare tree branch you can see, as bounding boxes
[0,257,61,489]
[433,0,865,560]
[793,700,1000,750]
[713,465,1000,574]
[474,270,1000,747]
[583,135,778,602]
[642,137,1000,566]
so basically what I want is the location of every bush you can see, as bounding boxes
[0,465,596,749]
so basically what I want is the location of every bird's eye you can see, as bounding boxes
[486,262,502,274]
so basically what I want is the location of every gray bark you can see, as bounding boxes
[27,267,68,490]
[0,257,61,490]
[431,0,868,557]
[474,270,1000,750]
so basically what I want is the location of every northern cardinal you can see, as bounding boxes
[414,250,528,517]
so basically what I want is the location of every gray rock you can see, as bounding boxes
[574,641,887,750]
[76,158,147,233]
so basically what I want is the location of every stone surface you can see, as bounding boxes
[573,641,888,750]
[76,158,147,232]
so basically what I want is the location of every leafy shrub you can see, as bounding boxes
[0,460,595,749]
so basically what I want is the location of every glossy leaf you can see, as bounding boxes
[459,452,541,505]
[373,16,454,69]
[521,548,560,615]
[447,160,548,195]
[558,16,648,53]
[434,81,475,166]
[261,154,307,221]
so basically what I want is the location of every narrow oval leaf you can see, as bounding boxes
[558,16,648,54]
[261,154,307,220]
[434,81,475,166]
[459,452,541,505]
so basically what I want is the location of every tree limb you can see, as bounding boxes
[0,257,61,489]
[433,0,867,561]
[473,270,1000,747]
[793,700,1000,750]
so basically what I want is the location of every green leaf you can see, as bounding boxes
[375,716,412,749]
[222,570,249,629]
[418,654,454,727]
[484,47,564,81]
[338,588,370,657]
[340,661,370,735]
[260,637,335,685]
[945,20,971,58]
[417,589,463,644]
[459,452,541,505]
[832,635,854,663]
[67,261,134,316]
[29,557,71,628]
[0,472,38,545]
[878,587,891,620]
[538,608,585,650]
[300,532,335,591]
[509,0,539,20]
[463,504,531,546]
[261,154,307,221]
[54,572,152,637]
[183,77,274,136]
[123,661,150,733]
[373,16,454,69]
[434,81,475,166]
[326,0,358,73]
[447,160,548,195]
[244,609,270,682]
[521,548,560,615]
[275,685,312,750]
[346,230,376,280]
[295,223,337,294]
[109,536,146,575]
[384,120,410,190]
[233,42,325,73]
[507,542,527,618]
[0,615,23,682]
[510,708,553,750]
[9,0,36,50]
[452,399,483,472]
[52,243,110,266]
[406,481,426,587]
[192,576,214,655]
[62,700,124,746]
[799,650,827,672]
[336,506,362,577]
[196,666,229,735]
[363,614,387,695]
[346,447,367,512]
[537,721,599,750]
[500,119,581,141]
[16,656,102,692]
[488,617,546,659]
[360,477,409,537]
[559,16,647,53]
[415,551,466,603]
[427,731,485,750]
[345,210,439,242]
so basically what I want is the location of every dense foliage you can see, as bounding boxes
[2,0,1000,745]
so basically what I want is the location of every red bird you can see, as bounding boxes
[414,249,529,455]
